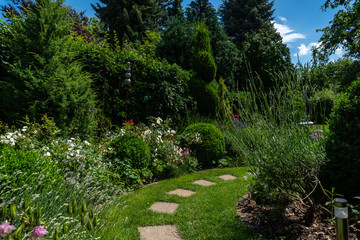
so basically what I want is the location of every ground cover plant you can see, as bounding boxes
[93,167,260,240]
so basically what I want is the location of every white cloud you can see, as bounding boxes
[335,47,345,57]
[283,33,306,43]
[273,21,306,43]
[279,16,287,22]
[295,42,321,57]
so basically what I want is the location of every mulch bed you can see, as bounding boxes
[237,194,360,239]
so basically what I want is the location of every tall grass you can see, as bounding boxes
[223,71,326,221]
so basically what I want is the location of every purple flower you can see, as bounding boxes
[89,110,92,113]
[181,149,189,158]
[29,226,48,239]
[0,222,16,237]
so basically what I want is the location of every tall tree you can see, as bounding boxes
[220,0,275,46]
[92,0,165,44]
[185,0,241,89]
[0,0,96,134]
[318,0,360,59]
[220,0,292,91]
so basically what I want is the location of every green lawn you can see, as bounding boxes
[94,167,261,240]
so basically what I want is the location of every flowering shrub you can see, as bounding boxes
[104,117,198,179]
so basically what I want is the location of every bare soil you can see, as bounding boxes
[237,195,360,239]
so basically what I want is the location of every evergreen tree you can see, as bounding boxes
[92,0,165,44]
[219,0,275,46]
[0,0,96,135]
[156,17,195,70]
[185,0,241,90]
[166,0,184,20]
[220,0,292,91]
[190,22,219,116]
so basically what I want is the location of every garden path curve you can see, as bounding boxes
[137,174,238,240]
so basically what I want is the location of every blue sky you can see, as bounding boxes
[0,0,342,63]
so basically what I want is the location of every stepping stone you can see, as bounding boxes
[138,225,182,240]
[218,174,237,180]
[192,179,216,186]
[167,188,196,197]
[149,202,179,214]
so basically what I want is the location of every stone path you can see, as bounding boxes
[138,174,238,240]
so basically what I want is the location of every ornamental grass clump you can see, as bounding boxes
[231,71,326,224]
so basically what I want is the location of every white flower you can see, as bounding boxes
[44,152,51,157]
[84,140,91,146]
[170,130,176,135]
[34,130,38,134]
[156,117,163,125]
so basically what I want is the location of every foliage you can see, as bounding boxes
[321,78,360,198]
[220,0,292,91]
[192,22,216,82]
[239,27,293,92]
[189,77,219,117]
[73,35,194,127]
[0,145,60,191]
[318,0,360,59]
[219,0,275,46]
[156,17,196,70]
[0,121,123,240]
[92,0,165,45]
[107,117,198,180]
[182,123,225,167]
[231,71,326,219]
[217,77,232,124]
[309,88,338,124]
[0,0,96,136]
[108,135,151,183]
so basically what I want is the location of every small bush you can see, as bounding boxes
[182,123,225,167]
[309,88,338,124]
[0,145,60,195]
[109,135,151,180]
[320,78,360,198]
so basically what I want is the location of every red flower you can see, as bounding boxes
[234,114,239,118]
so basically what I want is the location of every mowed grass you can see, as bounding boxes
[94,167,261,240]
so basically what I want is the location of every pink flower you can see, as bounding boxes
[29,226,48,239]
[0,222,16,237]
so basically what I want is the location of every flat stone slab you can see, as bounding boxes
[167,188,196,197]
[149,202,179,214]
[138,225,182,240]
[218,174,237,180]
[192,179,216,186]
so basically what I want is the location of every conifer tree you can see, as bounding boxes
[220,0,275,46]
[220,0,292,91]
[190,22,219,116]
[0,0,96,135]
[92,0,165,44]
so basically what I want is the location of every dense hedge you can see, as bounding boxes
[73,37,194,126]
[320,78,360,198]
[183,123,225,167]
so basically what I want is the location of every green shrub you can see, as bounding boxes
[190,78,219,117]
[192,51,217,83]
[0,145,60,192]
[183,123,225,167]
[109,135,151,181]
[0,0,96,136]
[320,78,360,198]
[309,88,338,124]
